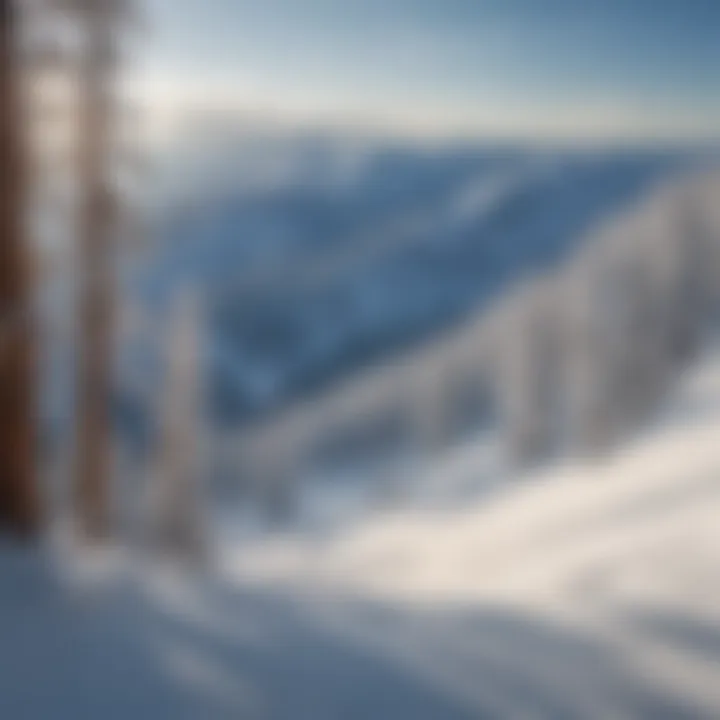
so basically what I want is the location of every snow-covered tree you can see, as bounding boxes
[144,292,209,564]
[492,276,562,466]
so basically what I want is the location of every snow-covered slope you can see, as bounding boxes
[221,340,720,598]
[216,341,720,716]
[6,342,720,719]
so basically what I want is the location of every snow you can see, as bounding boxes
[4,342,720,717]
[215,343,720,716]
[221,342,720,602]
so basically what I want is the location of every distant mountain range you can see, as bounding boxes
[122,137,706,438]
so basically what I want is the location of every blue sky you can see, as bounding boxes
[138,0,720,141]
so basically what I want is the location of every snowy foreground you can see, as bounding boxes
[5,351,720,718]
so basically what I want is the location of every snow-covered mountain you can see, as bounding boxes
[199,162,720,527]
[132,138,705,430]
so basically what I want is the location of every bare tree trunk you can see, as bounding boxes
[74,2,116,541]
[0,0,40,537]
